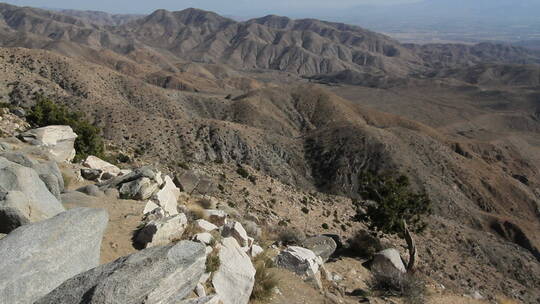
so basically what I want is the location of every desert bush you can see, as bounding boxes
[186,204,207,220]
[356,171,432,235]
[27,96,105,162]
[370,273,426,304]
[251,250,279,301]
[206,248,221,273]
[277,227,305,245]
[196,197,215,209]
[236,166,250,178]
[349,230,383,258]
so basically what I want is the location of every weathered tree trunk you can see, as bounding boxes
[403,220,416,272]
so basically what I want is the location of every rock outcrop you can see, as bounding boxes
[19,126,77,162]
[36,241,206,304]
[0,208,108,304]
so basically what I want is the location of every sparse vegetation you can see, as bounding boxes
[277,227,305,245]
[355,171,432,270]
[236,166,250,178]
[206,248,221,273]
[27,96,105,162]
[370,273,426,304]
[349,229,383,258]
[251,250,279,301]
[301,207,309,214]
[321,223,329,229]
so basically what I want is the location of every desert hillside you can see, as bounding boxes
[0,3,539,304]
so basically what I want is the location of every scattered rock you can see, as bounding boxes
[134,213,188,248]
[76,184,105,197]
[302,235,337,262]
[205,209,228,226]
[119,177,159,200]
[212,237,256,304]
[82,155,121,176]
[0,208,108,304]
[19,126,77,162]
[81,168,102,181]
[36,241,206,304]
[0,157,65,233]
[222,221,249,247]
[195,219,218,232]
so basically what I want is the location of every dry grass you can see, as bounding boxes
[251,250,279,302]
[186,204,207,220]
[206,247,221,273]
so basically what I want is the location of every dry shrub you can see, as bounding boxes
[196,197,215,209]
[206,247,221,273]
[251,250,279,301]
[349,229,382,258]
[276,227,305,246]
[186,204,207,220]
[370,272,426,304]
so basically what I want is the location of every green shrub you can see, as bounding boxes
[356,171,432,235]
[236,166,250,178]
[301,207,309,214]
[27,96,105,162]
[321,223,329,229]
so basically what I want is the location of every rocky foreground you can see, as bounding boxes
[0,123,512,303]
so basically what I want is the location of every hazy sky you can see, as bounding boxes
[4,0,422,14]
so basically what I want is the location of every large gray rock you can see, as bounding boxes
[275,246,323,289]
[0,157,65,233]
[174,170,200,193]
[301,235,337,262]
[20,126,77,163]
[36,241,206,304]
[0,152,64,198]
[371,248,406,280]
[0,208,108,304]
[212,237,255,304]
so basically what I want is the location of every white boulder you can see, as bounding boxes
[82,156,121,177]
[212,237,255,304]
[134,213,188,248]
[193,232,214,245]
[20,126,77,162]
[151,175,180,216]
